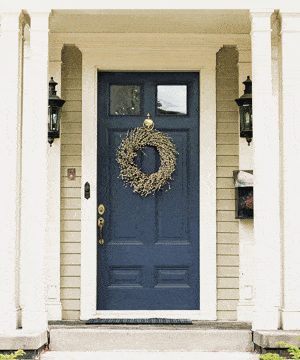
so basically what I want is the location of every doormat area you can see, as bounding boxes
[86,318,193,325]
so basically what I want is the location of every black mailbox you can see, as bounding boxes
[233,170,253,219]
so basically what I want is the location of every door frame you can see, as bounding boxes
[80,38,219,320]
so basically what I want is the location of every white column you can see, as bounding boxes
[250,10,282,330]
[0,11,21,331]
[20,10,50,330]
[81,57,97,320]
[236,45,255,322]
[199,64,217,320]
[46,46,63,320]
[280,12,300,330]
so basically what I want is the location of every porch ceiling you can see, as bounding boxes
[49,9,251,34]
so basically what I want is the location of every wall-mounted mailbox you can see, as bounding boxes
[233,170,253,219]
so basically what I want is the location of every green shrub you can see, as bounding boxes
[260,336,300,360]
[260,354,287,360]
[0,350,25,360]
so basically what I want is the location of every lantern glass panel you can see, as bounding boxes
[240,104,252,135]
[48,105,61,132]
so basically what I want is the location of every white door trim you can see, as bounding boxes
[80,47,217,321]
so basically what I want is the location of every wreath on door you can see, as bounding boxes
[116,115,178,197]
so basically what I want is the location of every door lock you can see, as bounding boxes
[98,217,105,245]
[98,204,105,215]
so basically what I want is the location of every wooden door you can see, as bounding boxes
[97,72,199,310]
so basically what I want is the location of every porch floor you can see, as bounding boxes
[48,321,253,352]
[48,320,252,330]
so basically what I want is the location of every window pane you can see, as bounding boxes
[110,85,140,115]
[157,85,187,115]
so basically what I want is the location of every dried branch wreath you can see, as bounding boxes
[116,127,178,196]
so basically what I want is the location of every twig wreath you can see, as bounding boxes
[116,116,178,197]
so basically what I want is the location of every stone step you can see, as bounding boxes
[49,327,254,352]
[41,351,260,360]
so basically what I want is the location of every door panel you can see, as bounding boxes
[97,72,199,310]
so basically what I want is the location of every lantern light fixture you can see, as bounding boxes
[235,76,252,146]
[48,77,65,146]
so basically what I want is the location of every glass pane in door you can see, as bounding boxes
[157,85,187,115]
[110,85,141,115]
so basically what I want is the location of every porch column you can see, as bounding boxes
[200,64,217,319]
[236,44,254,322]
[250,10,282,330]
[280,12,300,330]
[46,45,63,320]
[0,11,21,331]
[20,10,51,330]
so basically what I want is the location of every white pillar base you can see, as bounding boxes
[252,308,281,330]
[22,310,48,331]
[47,301,63,321]
[282,310,300,330]
[237,302,254,322]
[0,308,18,331]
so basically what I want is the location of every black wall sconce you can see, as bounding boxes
[48,77,65,146]
[235,76,252,145]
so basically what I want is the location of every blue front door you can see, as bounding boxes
[97,72,199,310]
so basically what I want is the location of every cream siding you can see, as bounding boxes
[60,45,82,320]
[216,46,239,320]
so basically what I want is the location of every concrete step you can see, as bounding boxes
[41,351,260,360]
[49,326,254,352]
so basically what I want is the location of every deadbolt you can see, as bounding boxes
[98,204,105,215]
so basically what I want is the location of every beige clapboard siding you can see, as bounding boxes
[61,199,81,210]
[217,167,239,178]
[61,134,82,145]
[61,288,81,299]
[61,242,81,253]
[217,267,239,278]
[216,46,239,321]
[217,111,238,122]
[61,232,81,243]
[217,311,238,321]
[61,265,81,277]
[60,45,82,320]
[217,156,238,167]
[61,276,81,288]
[62,310,81,320]
[217,256,239,267]
[217,189,235,199]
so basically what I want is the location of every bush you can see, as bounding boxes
[0,350,25,360]
[260,336,300,360]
